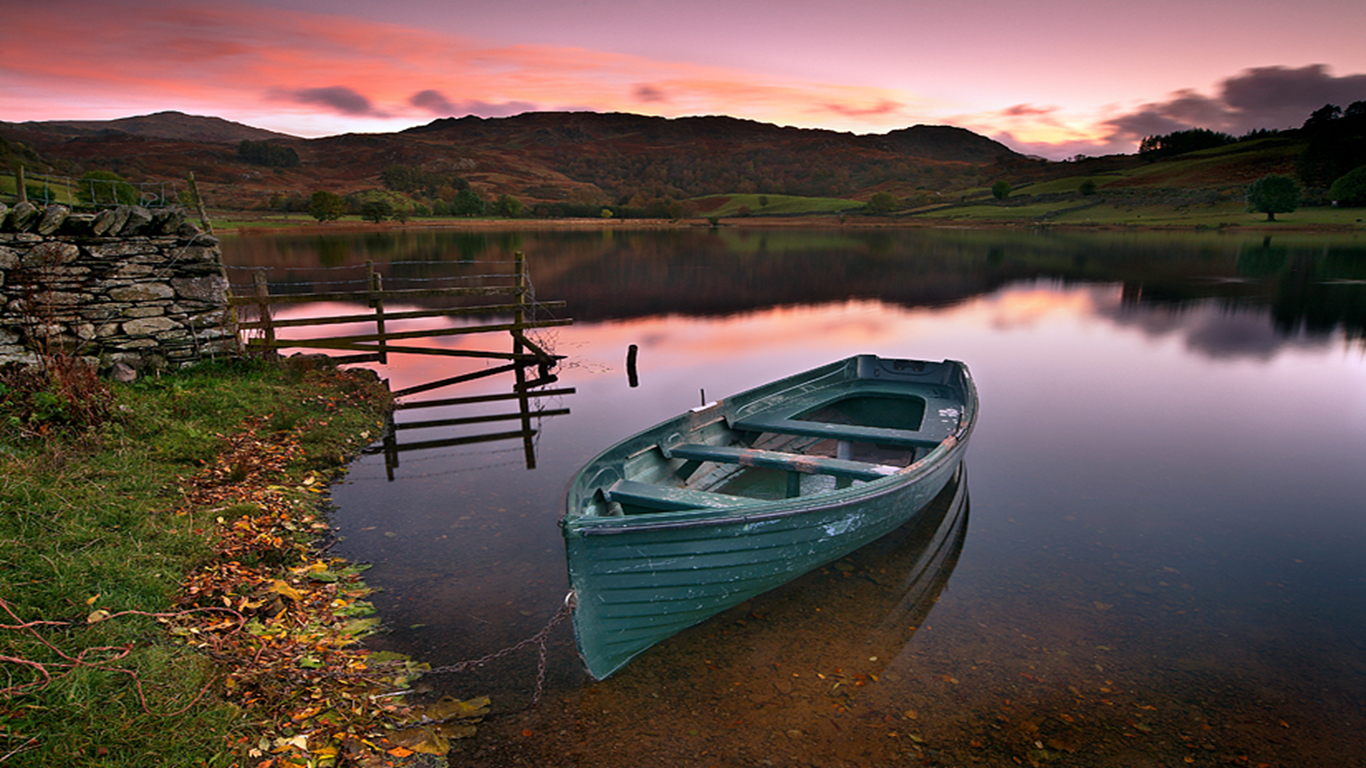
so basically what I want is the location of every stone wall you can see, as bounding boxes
[0,201,238,371]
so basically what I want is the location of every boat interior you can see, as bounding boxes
[584,384,962,517]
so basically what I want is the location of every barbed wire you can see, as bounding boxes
[4,172,179,208]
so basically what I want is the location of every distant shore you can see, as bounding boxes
[216,212,1366,236]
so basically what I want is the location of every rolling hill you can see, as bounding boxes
[0,110,1021,211]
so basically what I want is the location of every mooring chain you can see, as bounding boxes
[423,591,575,706]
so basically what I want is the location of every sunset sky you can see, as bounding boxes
[4,0,1365,159]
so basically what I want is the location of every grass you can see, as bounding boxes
[0,173,81,206]
[0,357,391,767]
[692,193,863,218]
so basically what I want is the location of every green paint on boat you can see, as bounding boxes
[561,354,978,680]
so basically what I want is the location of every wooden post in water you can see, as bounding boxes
[513,251,536,469]
[252,271,275,352]
[367,261,388,364]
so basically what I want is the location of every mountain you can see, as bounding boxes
[10,111,297,144]
[1,110,1024,210]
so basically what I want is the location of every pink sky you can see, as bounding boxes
[3,0,1364,159]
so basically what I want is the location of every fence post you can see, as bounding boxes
[252,270,275,352]
[187,172,213,234]
[16,165,26,204]
[512,251,536,468]
[368,261,388,365]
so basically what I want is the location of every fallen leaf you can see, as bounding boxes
[270,580,304,601]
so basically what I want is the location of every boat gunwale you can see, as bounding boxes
[570,434,961,535]
[562,355,978,536]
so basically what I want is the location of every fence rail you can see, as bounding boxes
[231,253,576,474]
[229,253,568,375]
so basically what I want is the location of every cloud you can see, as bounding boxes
[820,99,904,119]
[633,84,668,103]
[1104,65,1366,144]
[408,90,536,117]
[282,86,385,116]
[1001,103,1058,118]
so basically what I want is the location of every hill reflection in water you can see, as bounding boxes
[224,228,1366,767]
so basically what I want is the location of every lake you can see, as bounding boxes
[223,226,1366,767]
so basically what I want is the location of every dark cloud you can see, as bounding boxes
[1092,293,1334,361]
[283,85,385,117]
[408,90,536,118]
[633,84,667,103]
[1002,103,1058,117]
[410,89,456,114]
[1104,65,1366,146]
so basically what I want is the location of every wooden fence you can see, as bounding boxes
[229,252,571,395]
[229,253,574,472]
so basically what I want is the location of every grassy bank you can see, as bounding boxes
[0,357,408,766]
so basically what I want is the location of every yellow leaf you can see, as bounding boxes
[272,734,309,753]
[420,695,491,722]
[386,747,414,758]
[86,593,101,605]
[270,580,304,601]
[87,609,112,624]
[390,726,451,756]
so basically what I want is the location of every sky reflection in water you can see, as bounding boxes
[225,230,1366,764]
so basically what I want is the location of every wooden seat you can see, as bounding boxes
[728,415,944,448]
[605,480,754,512]
[663,443,900,481]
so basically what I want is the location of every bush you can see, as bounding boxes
[866,191,897,214]
[0,356,115,438]
[75,171,138,206]
[992,181,1011,200]
[238,139,300,168]
[1328,166,1366,206]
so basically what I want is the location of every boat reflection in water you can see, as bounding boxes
[602,465,970,681]
[564,356,976,679]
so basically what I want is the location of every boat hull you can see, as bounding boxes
[562,355,977,679]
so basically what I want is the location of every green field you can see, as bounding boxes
[693,193,863,218]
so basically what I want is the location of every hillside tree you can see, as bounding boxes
[452,188,486,216]
[1246,174,1299,220]
[492,194,523,218]
[307,191,346,222]
[360,199,393,223]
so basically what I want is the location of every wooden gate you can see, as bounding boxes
[229,252,574,472]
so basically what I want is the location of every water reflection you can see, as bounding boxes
[221,228,1366,766]
[225,228,1366,345]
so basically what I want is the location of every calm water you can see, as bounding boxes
[223,228,1366,767]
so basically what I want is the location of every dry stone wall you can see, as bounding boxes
[0,201,238,371]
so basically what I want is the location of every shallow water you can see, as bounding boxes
[224,228,1366,766]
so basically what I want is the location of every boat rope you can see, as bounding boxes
[421,591,575,706]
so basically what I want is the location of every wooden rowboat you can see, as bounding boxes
[561,354,978,679]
